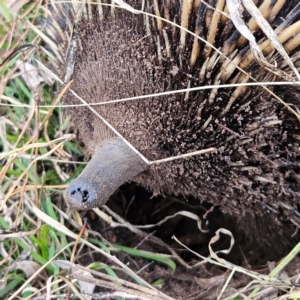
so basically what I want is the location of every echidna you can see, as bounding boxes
[46,0,300,235]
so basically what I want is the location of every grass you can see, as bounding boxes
[0,1,177,299]
[0,1,300,300]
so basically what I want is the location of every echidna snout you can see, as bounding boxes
[66,179,98,210]
[66,138,147,210]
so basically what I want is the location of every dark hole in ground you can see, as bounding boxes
[78,182,300,299]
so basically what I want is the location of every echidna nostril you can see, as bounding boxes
[82,190,89,202]
[74,188,90,202]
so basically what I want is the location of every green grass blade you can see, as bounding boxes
[112,244,176,274]
[0,275,25,298]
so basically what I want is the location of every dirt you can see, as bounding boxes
[78,182,300,299]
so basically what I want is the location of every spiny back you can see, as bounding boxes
[47,1,300,229]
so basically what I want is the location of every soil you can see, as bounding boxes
[78,182,300,299]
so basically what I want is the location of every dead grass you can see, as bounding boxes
[0,1,300,299]
[0,3,176,299]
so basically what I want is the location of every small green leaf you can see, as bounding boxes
[13,157,37,183]
[64,141,84,155]
[15,77,32,100]
[48,240,55,259]
[30,235,49,260]
[41,196,58,221]
[30,251,56,274]
[40,225,50,259]
[22,283,33,298]
[0,0,12,22]
[89,238,110,254]
[152,278,165,286]
[90,262,119,279]
[112,244,176,274]
[0,275,25,298]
